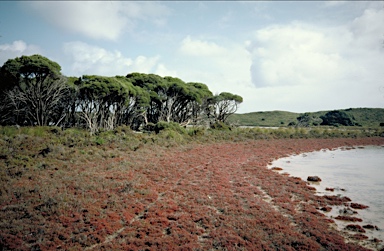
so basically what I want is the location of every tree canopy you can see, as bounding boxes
[207,92,243,123]
[0,54,243,132]
[0,54,61,93]
[320,110,356,126]
[0,55,67,126]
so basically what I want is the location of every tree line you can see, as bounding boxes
[0,55,243,133]
[293,111,358,127]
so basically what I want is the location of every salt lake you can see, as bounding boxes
[270,145,384,242]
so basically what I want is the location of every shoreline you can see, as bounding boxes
[268,144,384,250]
[2,137,384,250]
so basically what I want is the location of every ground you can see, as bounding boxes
[1,137,383,250]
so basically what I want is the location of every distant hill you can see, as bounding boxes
[228,108,384,127]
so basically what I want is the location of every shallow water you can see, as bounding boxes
[270,145,384,242]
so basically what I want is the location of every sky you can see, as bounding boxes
[0,1,383,113]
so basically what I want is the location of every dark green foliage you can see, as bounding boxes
[1,55,229,132]
[143,123,156,133]
[296,113,322,127]
[0,55,68,126]
[74,75,150,132]
[206,92,243,123]
[126,72,214,126]
[0,54,61,94]
[320,110,356,126]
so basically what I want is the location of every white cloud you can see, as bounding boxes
[176,35,252,100]
[179,36,228,57]
[248,23,349,88]
[22,2,171,41]
[0,40,41,65]
[241,4,384,112]
[62,41,162,76]
[154,63,178,77]
[350,7,384,50]
[130,55,161,74]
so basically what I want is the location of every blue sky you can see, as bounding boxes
[1,1,383,113]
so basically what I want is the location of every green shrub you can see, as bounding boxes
[210,121,231,131]
[154,121,186,134]
[94,137,105,146]
[309,128,324,138]
[156,130,186,146]
[114,125,133,135]
[0,126,19,137]
[187,127,206,137]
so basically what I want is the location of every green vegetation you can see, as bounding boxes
[1,124,381,152]
[0,54,243,133]
[320,110,356,127]
[1,125,381,250]
[229,108,384,128]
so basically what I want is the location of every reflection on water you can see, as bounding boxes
[270,145,384,241]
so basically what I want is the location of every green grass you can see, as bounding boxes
[228,108,384,127]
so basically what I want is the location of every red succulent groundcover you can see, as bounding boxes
[1,137,383,250]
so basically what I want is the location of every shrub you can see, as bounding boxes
[210,121,231,131]
[309,128,324,138]
[114,125,134,135]
[143,123,156,133]
[0,126,19,137]
[94,137,105,146]
[187,127,205,137]
[154,121,186,135]
[156,130,186,146]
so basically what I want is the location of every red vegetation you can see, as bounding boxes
[345,224,366,233]
[335,216,363,222]
[307,176,322,182]
[363,225,380,230]
[352,234,369,240]
[1,137,383,250]
[323,195,352,205]
[320,206,332,212]
[350,203,369,209]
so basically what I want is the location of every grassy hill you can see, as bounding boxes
[228,108,384,127]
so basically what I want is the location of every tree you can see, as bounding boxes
[126,73,165,125]
[126,73,213,127]
[74,75,149,133]
[174,82,213,126]
[0,54,67,126]
[296,113,322,127]
[0,54,61,93]
[206,92,243,123]
[6,76,69,126]
[160,77,213,125]
[320,110,356,126]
